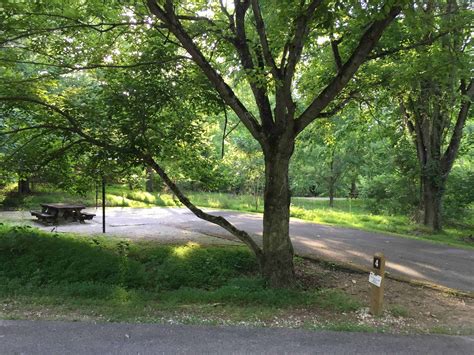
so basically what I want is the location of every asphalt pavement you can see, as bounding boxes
[2,207,473,292]
[1,320,473,354]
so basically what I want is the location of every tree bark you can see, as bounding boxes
[328,156,335,208]
[145,167,154,192]
[261,147,295,287]
[350,180,358,199]
[18,178,31,194]
[329,181,335,208]
[422,175,444,232]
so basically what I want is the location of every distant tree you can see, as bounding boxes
[396,0,473,231]
[292,109,367,206]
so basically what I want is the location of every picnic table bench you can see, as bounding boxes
[30,211,56,223]
[30,203,95,224]
[81,212,95,221]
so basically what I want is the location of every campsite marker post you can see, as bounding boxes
[369,252,385,316]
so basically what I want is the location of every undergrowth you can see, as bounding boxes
[0,225,359,315]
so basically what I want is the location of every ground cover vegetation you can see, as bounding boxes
[0,1,473,286]
[0,225,361,325]
[0,225,472,334]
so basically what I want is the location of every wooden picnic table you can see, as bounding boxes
[31,203,95,224]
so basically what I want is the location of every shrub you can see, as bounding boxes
[443,166,474,223]
[360,173,419,216]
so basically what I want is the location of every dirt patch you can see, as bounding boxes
[294,258,474,334]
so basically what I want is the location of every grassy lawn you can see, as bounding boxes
[1,184,473,249]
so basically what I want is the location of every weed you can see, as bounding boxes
[390,305,409,318]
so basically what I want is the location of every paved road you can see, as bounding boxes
[1,320,473,354]
[2,207,473,292]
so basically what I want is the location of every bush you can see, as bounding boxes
[443,166,474,223]
[360,173,419,215]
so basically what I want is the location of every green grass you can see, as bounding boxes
[0,225,360,325]
[309,322,383,333]
[2,184,473,248]
[289,204,474,249]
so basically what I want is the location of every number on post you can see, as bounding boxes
[373,256,381,269]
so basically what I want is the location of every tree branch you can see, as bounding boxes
[36,139,87,170]
[295,5,401,135]
[0,124,69,136]
[2,130,55,164]
[331,39,343,72]
[251,0,280,77]
[400,99,426,166]
[0,96,105,148]
[221,108,241,158]
[221,103,229,158]
[283,0,323,87]
[233,0,274,129]
[408,97,429,166]
[0,57,190,71]
[143,154,264,263]
[271,0,323,130]
[367,31,450,60]
[146,0,264,142]
[219,0,236,34]
[0,21,151,46]
[441,78,473,174]
[399,100,415,134]
[318,92,356,118]
[225,120,241,138]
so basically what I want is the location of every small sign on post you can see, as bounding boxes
[369,252,385,316]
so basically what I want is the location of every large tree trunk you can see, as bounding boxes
[261,146,295,287]
[422,175,444,232]
[18,178,30,194]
